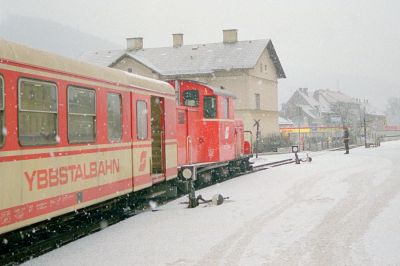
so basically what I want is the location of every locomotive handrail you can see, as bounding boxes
[187,136,192,164]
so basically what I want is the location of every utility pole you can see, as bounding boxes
[363,106,367,148]
[298,106,302,151]
[253,119,260,158]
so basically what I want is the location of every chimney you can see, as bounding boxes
[126,37,143,51]
[172,33,183,48]
[223,29,238,43]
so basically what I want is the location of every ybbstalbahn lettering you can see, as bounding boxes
[24,159,120,191]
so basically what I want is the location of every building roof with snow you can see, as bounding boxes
[297,88,319,108]
[278,117,294,127]
[314,89,358,114]
[315,89,357,104]
[81,38,286,78]
[358,100,385,117]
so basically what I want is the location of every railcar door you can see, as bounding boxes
[131,93,152,191]
[150,96,166,180]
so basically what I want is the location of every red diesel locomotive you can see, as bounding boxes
[171,80,251,186]
[0,39,251,237]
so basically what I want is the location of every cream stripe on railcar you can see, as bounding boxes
[0,39,174,96]
[0,141,153,157]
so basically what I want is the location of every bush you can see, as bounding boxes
[255,134,293,153]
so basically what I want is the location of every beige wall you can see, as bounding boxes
[246,76,278,111]
[203,73,279,136]
[248,49,278,81]
[200,73,249,110]
[236,110,279,136]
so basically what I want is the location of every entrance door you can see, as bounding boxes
[151,96,165,177]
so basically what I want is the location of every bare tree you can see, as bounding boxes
[385,97,400,125]
[331,102,359,127]
[331,102,362,143]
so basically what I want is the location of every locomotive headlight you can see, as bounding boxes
[182,167,193,179]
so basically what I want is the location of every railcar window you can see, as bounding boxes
[0,76,4,147]
[68,86,96,143]
[107,93,122,141]
[204,96,216,118]
[18,78,58,146]
[222,97,229,119]
[136,100,148,140]
[183,90,199,107]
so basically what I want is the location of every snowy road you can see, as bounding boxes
[26,141,400,266]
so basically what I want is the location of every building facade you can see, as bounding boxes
[81,29,286,137]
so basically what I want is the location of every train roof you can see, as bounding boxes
[0,38,174,96]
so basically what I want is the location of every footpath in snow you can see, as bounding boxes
[26,141,400,266]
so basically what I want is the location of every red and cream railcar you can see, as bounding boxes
[0,39,177,235]
[170,80,250,183]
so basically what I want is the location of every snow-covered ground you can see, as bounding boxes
[25,141,400,266]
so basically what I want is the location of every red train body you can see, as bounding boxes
[171,80,245,165]
[0,39,251,237]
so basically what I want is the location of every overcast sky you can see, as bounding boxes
[1,0,399,109]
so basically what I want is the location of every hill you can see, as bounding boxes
[0,15,121,59]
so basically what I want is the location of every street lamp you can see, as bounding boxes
[363,106,367,148]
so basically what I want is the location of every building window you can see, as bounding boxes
[107,93,122,142]
[68,86,96,143]
[183,90,199,107]
[18,78,58,146]
[222,97,229,119]
[127,68,133,73]
[204,96,216,118]
[255,93,260,110]
[136,100,148,140]
[0,75,4,147]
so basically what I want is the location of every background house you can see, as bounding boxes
[281,88,320,127]
[314,89,360,128]
[282,88,386,146]
[81,29,286,137]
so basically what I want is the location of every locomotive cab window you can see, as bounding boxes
[136,100,148,140]
[18,78,58,146]
[107,93,122,141]
[183,90,199,107]
[0,75,4,147]
[204,96,216,118]
[68,86,96,143]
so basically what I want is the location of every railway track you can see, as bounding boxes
[0,156,298,265]
[252,158,295,171]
